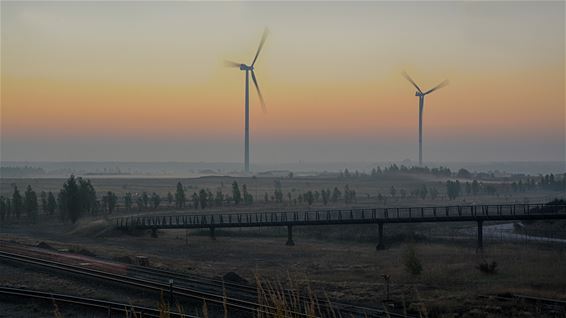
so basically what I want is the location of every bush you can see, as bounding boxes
[403,245,423,275]
[476,259,498,274]
[68,246,96,257]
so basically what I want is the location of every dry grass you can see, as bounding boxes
[3,214,566,317]
[127,275,353,318]
[51,298,63,318]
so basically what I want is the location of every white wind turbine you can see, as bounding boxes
[402,71,449,166]
[225,29,269,173]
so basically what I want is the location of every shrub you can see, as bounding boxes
[476,259,498,274]
[403,245,423,275]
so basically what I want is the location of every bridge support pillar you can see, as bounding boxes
[286,225,295,246]
[151,228,158,238]
[376,223,385,250]
[477,220,483,252]
[210,227,216,240]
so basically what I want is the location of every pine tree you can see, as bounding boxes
[215,190,224,206]
[141,192,149,208]
[59,175,81,223]
[167,192,174,206]
[0,196,7,222]
[199,189,208,209]
[104,191,118,213]
[24,185,38,223]
[151,192,161,209]
[273,180,283,203]
[232,181,242,205]
[304,191,314,205]
[40,191,47,214]
[192,192,199,209]
[175,182,186,208]
[78,178,97,216]
[12,186,23,220]
[331,187,341,203]
[46,192,57,215]
[124,193,133,211]
[242,184,253,205]
[207,189,214,207]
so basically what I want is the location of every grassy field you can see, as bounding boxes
[0,175,560,211]
[1,174,439,197]
[1,219,565,317]
[1,175,565,316]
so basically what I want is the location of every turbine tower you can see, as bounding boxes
[402,71,449,166]
[225,29,268,173]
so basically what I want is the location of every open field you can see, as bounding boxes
[1,175,560,210]
[1,174,565,317]
[2,214,566,317]
[2,175,451,200]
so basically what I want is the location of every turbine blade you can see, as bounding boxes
[424,80,449,95]
[251,28,269,67]
[224,60,242,68]
[402,71,423,94]
[251,70,267,113]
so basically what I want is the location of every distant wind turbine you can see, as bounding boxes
[225,29,269,173]
[402,71,449,166]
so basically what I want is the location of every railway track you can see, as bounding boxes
[0,249,410,317]
[480,293,566,313]
[128,263,259,298]
[0,286,193,318]
[127,263,402,318]
[0,250,278,316]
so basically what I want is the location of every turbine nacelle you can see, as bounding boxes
[240,64,253,71]
[403,71,449,98]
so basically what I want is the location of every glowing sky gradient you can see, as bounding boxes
[1,1,564,163]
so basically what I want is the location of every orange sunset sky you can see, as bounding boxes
[1,1,564,163]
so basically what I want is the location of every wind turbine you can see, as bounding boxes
[225,29,269,173]
[402,71,449,166]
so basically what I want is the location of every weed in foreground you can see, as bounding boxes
[403,245,423,276]
[476,259,498,274]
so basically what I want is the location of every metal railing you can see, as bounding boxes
[115,204,566,230]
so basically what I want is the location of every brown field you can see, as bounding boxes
[1,175,565,317]
[2,215,566,317]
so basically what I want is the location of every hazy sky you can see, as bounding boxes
[1,1,564,164]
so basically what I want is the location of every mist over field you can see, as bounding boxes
[1,160,565,178]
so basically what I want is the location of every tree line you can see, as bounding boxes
[165,181,355,209]
[510,174,565,193]
[338,166,566,187]
[444,174,565,201]
[376,185,441,204]
[339,165,454,179]
[0,175,121,224]
[0,166,46,178]
[3,174,560,223]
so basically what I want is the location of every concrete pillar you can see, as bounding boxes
[210,227,216,240]
[286,225,295,246]
[477,220,483,251]
[376,223,385,250]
